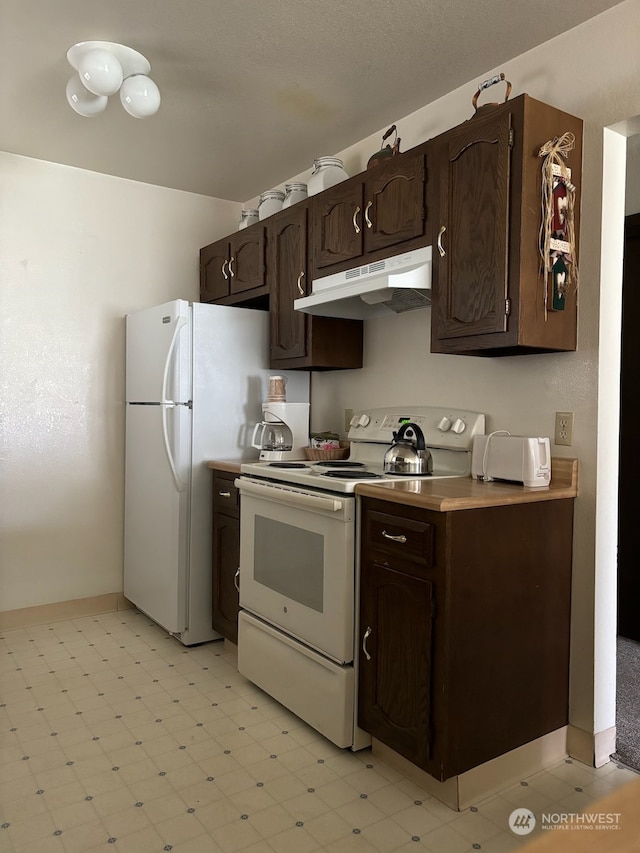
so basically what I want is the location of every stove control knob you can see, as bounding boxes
[437,417,451,432]
[451,418,466,434]
[349,415,360,428]
[358,413,371,427]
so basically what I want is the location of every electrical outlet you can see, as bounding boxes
[345,408,354,433]
[555,411,574,446]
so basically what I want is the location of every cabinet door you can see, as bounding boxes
[212,513,240,644]
[229,226,266,294]
[269,204,309,363]
[363,151,426,254]
[312,180,364,271]
[358,562,435,769]
[434,110,512,341]
[200,239,230,302]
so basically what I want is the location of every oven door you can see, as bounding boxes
[236,477,355,664]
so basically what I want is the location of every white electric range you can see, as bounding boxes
[235,406,486,750]
[240,405,486,493]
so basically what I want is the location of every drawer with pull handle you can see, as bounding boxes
[213,471,239,515]
[364,508,434,567]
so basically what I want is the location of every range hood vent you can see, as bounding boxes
[346,260,386,279]
[294,246,432,320]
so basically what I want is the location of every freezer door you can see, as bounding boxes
[126,300,191,403]
[124,403,191,634]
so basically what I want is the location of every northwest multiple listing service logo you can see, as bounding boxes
[509,809,536,835]
[509,808,622,835]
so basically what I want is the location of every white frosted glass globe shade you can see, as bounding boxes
[66,75,108,117]
[78,48,123,96]
[120,75,161,118]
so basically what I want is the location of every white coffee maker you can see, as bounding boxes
[252,402,310,461]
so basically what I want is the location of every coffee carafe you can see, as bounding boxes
[252,415,294,461]
[252,401,310,461]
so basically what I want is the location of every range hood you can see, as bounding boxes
[294,246,432,320]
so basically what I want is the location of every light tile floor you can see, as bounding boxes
[1,610,637,853]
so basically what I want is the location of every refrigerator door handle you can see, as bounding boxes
[161,316,189,493]
[162,403,187,493]
[161,316,188,405]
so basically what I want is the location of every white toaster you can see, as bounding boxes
[471,434,551,488]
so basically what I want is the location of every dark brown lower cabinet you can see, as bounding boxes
[211,470,240,644]
[358,562,435,769]
[358,495,575,781]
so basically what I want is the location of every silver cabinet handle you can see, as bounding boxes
[228,256,235,277]
[364,200,373,229]
[297,271,305,296]
[352,205,361,234]
[234,569,240,592]
[381,529,407,543]
[437,225,447,257]
[222,259,229,279]
[362,626,372,661]
[218,490,231,498]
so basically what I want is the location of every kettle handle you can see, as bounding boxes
[252,422,265,449]
[393,422,426,450]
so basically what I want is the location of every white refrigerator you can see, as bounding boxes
[124,299,309,645]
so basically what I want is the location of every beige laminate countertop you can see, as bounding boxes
[207,459,244,475]
[207,457,578,512]
[355,457,578,511]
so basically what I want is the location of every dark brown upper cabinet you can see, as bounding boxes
[430,94,583,356]
[311,147,428,278]
[267,202,363,371]
[199,93,582,361]
[200,222,268,306]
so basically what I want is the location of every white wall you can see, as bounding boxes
[0,153,239,611]
[269,0,640,744]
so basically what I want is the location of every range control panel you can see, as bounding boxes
[347,406,486,450]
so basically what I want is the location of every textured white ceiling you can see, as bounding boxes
[0,0,626,201]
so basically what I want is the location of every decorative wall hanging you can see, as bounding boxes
[538,132,577,317]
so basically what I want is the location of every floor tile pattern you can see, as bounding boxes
[0,610,636,852]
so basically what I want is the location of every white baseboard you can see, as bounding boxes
[567,723,617,767]
[373,727,569,810]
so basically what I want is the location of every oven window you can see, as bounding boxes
[254,517,324,612]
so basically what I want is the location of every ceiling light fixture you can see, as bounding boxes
[66,41,161,119]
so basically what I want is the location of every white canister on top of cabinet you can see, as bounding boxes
[258,190,286,220]
[238,209,259,229]
[282,183,308,208]
[307,158,349,196]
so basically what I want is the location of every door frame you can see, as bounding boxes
[592,118,640,758]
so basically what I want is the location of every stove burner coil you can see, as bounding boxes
[268,462,310,469]
[314,460,365,468]
[385,471,433,477]
[323,470,383,480]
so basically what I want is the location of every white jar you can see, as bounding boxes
[258,190,285,220]
[238,209,259,230]
[307,157,349,196]
[282,183,308,208]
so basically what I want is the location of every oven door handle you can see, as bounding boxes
[236,478,344,512]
